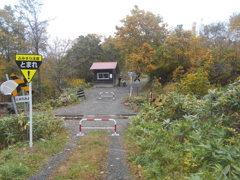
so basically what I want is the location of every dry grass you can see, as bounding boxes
[50,131,109,180]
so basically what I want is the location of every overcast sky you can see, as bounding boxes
[1,0,240,41]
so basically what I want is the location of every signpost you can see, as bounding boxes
[128,72,137,96]
[15,54,42,148]
[15,95,30,103]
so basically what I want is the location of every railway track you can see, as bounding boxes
[55,113,137,120]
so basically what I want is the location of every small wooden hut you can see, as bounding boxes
[90,62,119,86]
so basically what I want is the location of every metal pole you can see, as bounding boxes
[29,81,33,147]
[5,74,18,115]
[130,76,133,96]
[21,76,27,114]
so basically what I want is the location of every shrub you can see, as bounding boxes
[67,78,88,88]
[179,70,211,97]
[33,87,84,111]
[126,81,240,179]
[124,95,147,112]
[0,113,64,149]
[139,92,203,122]
[127,111,240,179]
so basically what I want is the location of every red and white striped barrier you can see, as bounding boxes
[76,118,119,136]
[98,91,116,100]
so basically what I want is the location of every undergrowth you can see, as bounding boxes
[0,112,65,149]
[126,81,240,179]
[0,130,69,180]
[33,84,90,111]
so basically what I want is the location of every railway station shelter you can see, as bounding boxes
[90,62,119,86]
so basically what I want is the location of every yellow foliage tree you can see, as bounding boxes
[125,43,157,74]
[180,70,211,97]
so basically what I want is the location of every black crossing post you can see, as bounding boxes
[77,89,86,100]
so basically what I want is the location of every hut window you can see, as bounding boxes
[97,72,110,80]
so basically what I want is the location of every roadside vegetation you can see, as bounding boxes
[0,113,68,179]
[125,80,240,179]
[0,113,65,149]
[33,82,91,111]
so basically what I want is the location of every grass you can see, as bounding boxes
[123,131,145,180]
[0,130,69,180]
[50,131,109,180]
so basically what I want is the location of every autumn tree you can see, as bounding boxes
[149,25,194,82]
[16,0,48,96]
[115,6,167,75]
[200,22,234,84]
[126,42,156,74]
[163,26,192,68]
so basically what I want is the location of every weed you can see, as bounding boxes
[126,81,240,179]
[0,131,69,180]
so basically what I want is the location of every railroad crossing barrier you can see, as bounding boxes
[77,89,86,99]
[76,118,119,136]
[97,91,116,100]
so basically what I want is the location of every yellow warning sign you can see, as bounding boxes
[20,69,37,83]
[15,54,42,83]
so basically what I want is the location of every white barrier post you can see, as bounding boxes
[98,92,116,100]
[77,118,119,136]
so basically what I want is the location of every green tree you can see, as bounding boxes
[66,34,104,81]
[46,38,72,93]
[150,26,194,83]
[0,5,27,61]
[229,13,240,41]
[201,22,235,85]
[102,36,124,68]
[228,13,240,81]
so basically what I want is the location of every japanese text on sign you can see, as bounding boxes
[19,61,39,69]
[16,55,42,61]
[15,54,42,83]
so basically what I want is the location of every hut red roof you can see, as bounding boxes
[90,62,117,70]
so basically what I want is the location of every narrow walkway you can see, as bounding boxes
[107,120,131,180]
[29,85,135,180]
[27,136,80,180]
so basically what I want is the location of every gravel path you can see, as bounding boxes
[54,86,132,115]
[28,85,135,180]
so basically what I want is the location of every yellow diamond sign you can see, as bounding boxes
[15,54,42,83]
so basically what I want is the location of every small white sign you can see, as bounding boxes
[128,72,137,77]
[0,80,18,95]
[15,95,30,103]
